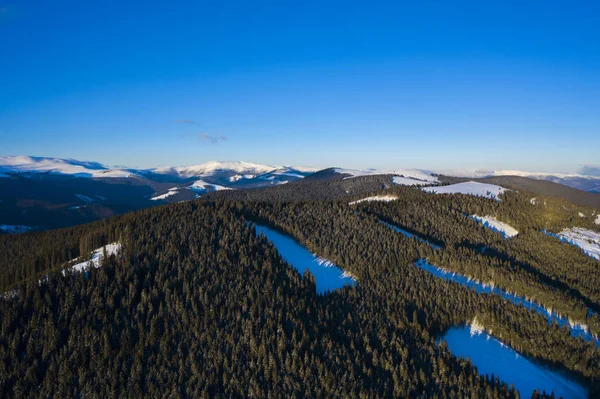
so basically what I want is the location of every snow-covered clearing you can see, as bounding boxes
[349,195,398,205]
[64,243,121,275]
[471,215,518,238]
[443,324,588,399]
[422,181,507,201]
[2,243,121,300]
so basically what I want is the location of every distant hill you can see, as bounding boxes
[439,175,600,208]
[441,168,600,193]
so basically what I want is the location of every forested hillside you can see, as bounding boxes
[0,178,599,398]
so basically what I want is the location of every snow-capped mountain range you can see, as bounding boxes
[0,156,317,184]
[1,155,599,233]
[3,156,600,190]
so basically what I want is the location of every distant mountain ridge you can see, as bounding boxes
[442,168,600,193]
[1,155,599,232]
[0,156,316,181]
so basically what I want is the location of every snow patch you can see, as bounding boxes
[471,215,519,238]
[530,198,537,205]
[422,181,507,201]
[0,225,33,234]
[348,195,398,205]
[578,212,585,218]
[596,215,600,225]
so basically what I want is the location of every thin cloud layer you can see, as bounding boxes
[198,132,228,144]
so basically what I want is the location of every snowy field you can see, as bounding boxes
[471,215,518,238]
[551,228,600,261]
[422,181,507,200]
[65,243,121,274]
[348,195,398,205]
[442,325,587,399]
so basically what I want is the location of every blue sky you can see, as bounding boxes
[0,1,598,172]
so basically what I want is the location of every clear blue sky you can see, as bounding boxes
[1,0,599,172]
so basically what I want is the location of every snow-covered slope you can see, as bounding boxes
[348,195,398,205]
[422,181,507,200]
[471,215,519,238]
[334,168,438,187]
[189,179,232,192]
[0,156,133,178]
[551,228,600,261]
[150,188,181,201]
